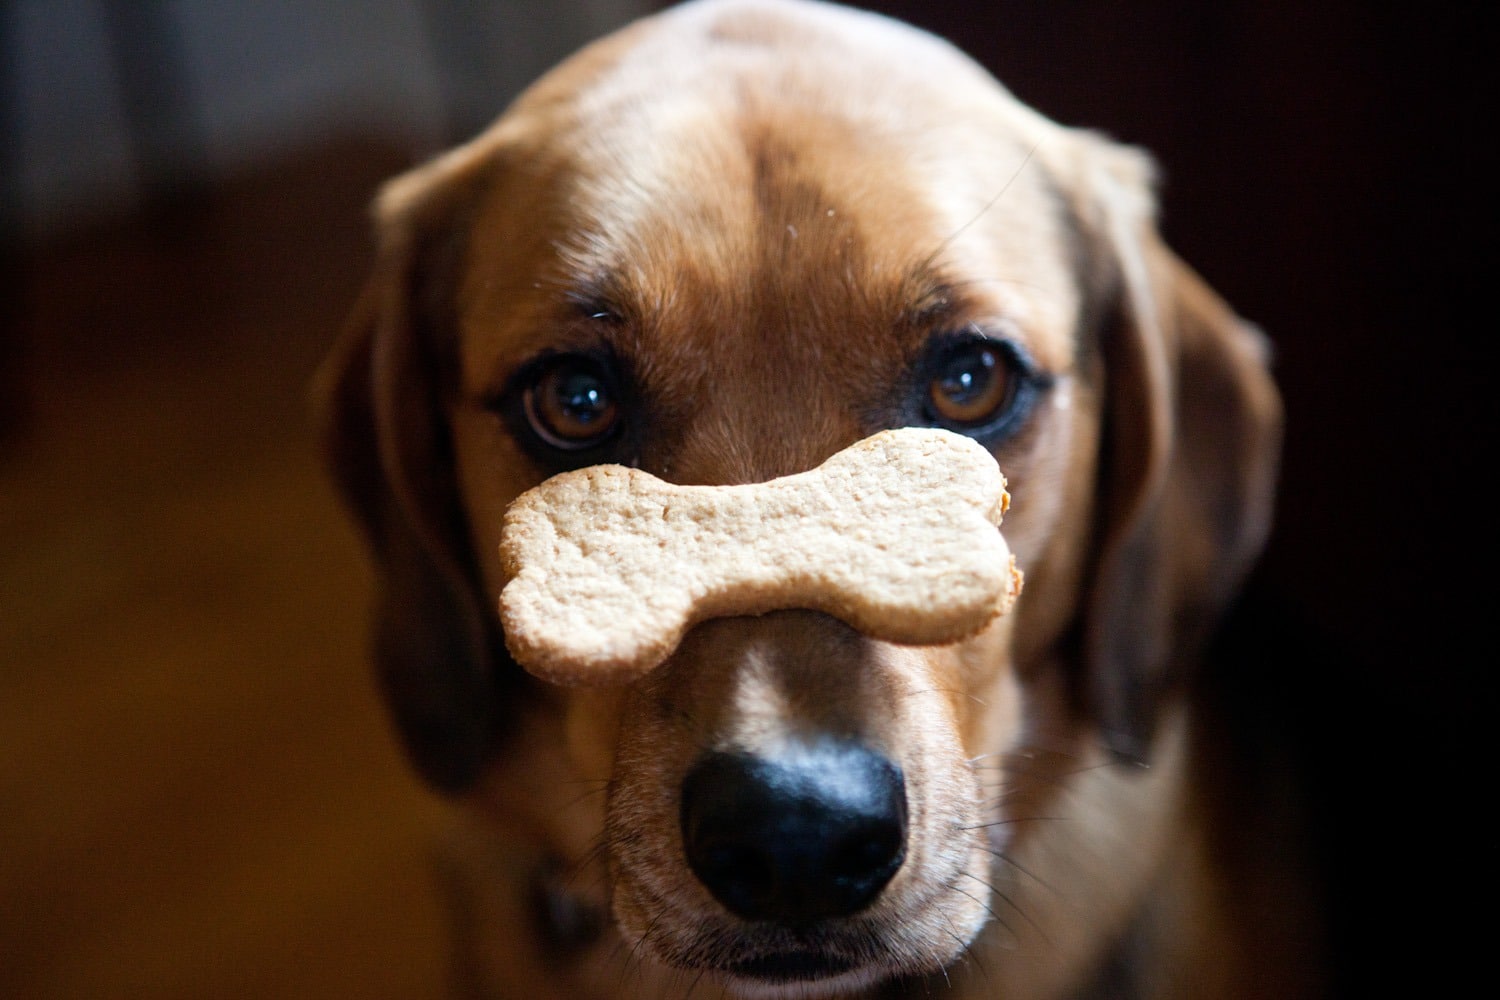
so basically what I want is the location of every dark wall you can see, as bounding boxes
[861,1,1491,994]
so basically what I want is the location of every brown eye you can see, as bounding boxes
[927,342,1012,427]
[908,334,1047,444]
[522,357,621,450]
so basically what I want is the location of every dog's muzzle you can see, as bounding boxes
[679,738,908,927]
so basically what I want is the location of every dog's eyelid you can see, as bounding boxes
[480,342,606,407]
[920,324,1036,373]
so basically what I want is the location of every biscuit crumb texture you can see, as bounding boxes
[499,427,1021,685]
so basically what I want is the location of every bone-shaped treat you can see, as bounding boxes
[498,427,1023,685]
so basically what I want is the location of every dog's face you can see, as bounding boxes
[319,1,1281,996]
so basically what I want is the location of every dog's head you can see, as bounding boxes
[317,0,1280,995]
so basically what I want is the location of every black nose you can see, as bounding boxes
[679,740,907,924]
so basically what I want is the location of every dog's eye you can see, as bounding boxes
[520,355,622,451]
[928,342,1012,426]
[915,333,1045,442]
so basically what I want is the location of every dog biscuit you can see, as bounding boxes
[498,427,1022,685]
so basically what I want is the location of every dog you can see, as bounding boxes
[317,0,1299,996]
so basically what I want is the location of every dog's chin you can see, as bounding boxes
[696,944,929,1000]
[623,901,984,1000]
[716,959,890,1000]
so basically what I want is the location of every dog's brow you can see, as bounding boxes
[561,273,630,324]
[904,278,959,326]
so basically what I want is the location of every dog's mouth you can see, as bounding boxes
[730,949,857,982]
[629,907,900,990]
[697,932,898,999]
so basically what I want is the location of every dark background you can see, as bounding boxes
[4,1,1489,995]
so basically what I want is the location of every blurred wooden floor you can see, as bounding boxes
[2,140,458,999]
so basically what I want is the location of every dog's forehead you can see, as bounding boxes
[537,0,1066,265]
[453,0,1086,398]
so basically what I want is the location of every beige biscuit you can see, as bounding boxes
[498,427,1023,685]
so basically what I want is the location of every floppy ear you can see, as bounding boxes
[1072,139,1283,763]
[315,158,516,794]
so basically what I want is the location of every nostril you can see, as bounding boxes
[831,826,902,880]
[693,840,777,916]
[680,740,907,924]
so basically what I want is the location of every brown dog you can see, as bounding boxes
[318,0,1294,996]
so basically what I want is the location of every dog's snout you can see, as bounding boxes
[679,740,907,924]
